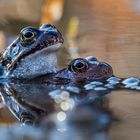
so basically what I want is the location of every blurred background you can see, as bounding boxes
[0,0,140,139]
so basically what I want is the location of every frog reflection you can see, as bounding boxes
[0,82,113,130]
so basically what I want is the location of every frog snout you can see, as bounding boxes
[100,63,113,76]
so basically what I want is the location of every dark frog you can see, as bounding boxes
[0,24,63,79]
[43,56,113,84]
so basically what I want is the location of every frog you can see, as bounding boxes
[57,56,113,81]
[0,24,63,79]
[36,56,114,85]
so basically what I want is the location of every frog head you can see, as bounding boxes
[1,24,63,79]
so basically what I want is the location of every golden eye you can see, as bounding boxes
[68,58,88,73]
[20,28,36,44]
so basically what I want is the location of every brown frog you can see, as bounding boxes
[39,56,113,84]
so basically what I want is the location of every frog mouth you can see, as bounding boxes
[18,36,64,60]
[37,37,64,52]
[20,36,64,57]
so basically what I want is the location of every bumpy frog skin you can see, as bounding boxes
[53,56,113,83]
[0,24,63,79]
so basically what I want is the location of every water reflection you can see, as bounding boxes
[0,80,115,139]
[0,75,140,139]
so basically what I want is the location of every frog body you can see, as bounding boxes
[0,24,63,79]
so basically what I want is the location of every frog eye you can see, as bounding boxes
[68,58,89,73]
[20,29,36,44]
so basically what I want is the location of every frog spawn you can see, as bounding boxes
[84,76,140,91]
[122,77,140,90]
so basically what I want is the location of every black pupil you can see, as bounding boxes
[74,61,84,68]
[23,31,33,38]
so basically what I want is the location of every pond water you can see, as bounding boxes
[59,1,140,138]
[77,17,140,140]
[0,1,140,140]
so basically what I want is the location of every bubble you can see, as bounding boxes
[54,96,62,104]
[60,102,70,111]
[60,91,70,100]
[57,111,66,122]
